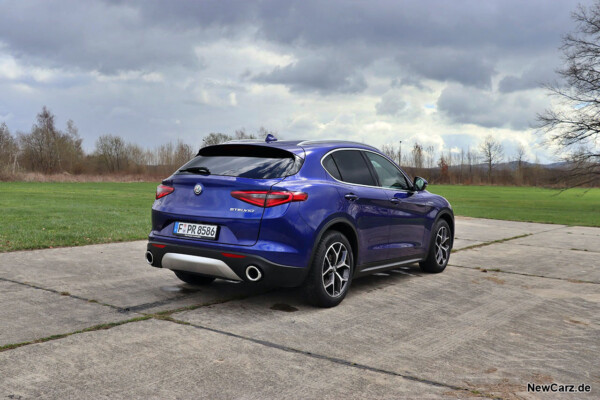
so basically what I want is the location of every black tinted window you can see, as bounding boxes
[331,150,376,186]
[178,145,301,179]
[365,152,409,190]
[322,155,342,180]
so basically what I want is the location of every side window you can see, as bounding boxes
[322,154,342,180]
[331,150,377,186]
[364,152,410,190]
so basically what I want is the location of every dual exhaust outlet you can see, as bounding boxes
[145,250,262,282]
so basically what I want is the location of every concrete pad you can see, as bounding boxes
[174,266,599,398]
[0,319,454,399]
[0,241,269,313]
[561,226,600,236]
[510,226,600,253]
[451,242,600,282]
[453,238,484,250]
[454,216,564,242]
[0,280,127,346]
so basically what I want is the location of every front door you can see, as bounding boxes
[363,151,428,259]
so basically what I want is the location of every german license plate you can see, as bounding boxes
[173,222,218,239]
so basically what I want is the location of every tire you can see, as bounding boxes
[303,231,354,308]
[173,270,216,285]
[420,219,452,273]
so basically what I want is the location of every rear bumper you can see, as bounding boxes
[146,241,309,287]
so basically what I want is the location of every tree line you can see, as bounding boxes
[0,106,588,186]
[381,136,571,186]
[0,107,272,179]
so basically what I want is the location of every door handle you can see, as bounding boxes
[344,193,358,201]
[390,198,400,204]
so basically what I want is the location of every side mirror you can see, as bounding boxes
[413,176,428,191]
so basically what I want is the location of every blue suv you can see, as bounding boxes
[146,138,454,307]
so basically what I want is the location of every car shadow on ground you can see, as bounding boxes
[159,265,422,313]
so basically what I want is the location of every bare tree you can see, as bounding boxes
[95,135,129,172]
[202,127,278,148]
[513,143,528,185]
[156,142,175,166]
[411,143,424,169]
[537,2,600,185]
[234,128,256,140]
[59,119,84,173]
[515,143,527,170]
[381,144,398,163]
[19,107,83,173]
[438,154,449,182]
[0,122,18,172]
[202,133,232,147]
[459,148,465,181]
[173,140,195,166]
[425,145,435,169]
[479,135,504,183]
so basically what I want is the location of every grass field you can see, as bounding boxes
[1,182,599,252]
[429,185,600,227]
[0,182,156,252]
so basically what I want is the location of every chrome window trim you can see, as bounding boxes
[320,147,414,193]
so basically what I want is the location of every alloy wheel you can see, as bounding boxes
[435,226,450,265]
[322,242,351,297]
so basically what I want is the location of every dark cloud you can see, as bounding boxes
[0,0,587,89]
[0,0,200,73]
[498,60,561,93]
[437,83,544,130]
[400,49,496,89]
[253,56,367,94]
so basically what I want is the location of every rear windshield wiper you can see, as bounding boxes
[179,166,211,175]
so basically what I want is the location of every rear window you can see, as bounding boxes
[331,150,377,186]
[178,144,302,179]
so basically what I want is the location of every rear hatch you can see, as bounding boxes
[154,144,303,246]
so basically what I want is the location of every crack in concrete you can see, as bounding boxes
[162,316,501,399]
[0,312,501,398]
[123,293,207,313]
[453,233,533,253]
[506,242,600,254]
[448,264,599,284]
[0,277,129,313]
[0,316,151,352]
[0,276,267,316]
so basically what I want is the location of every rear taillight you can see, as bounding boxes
[231,190,308,207]
[156,184,174,199]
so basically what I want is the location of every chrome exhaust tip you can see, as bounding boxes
[245,265,262,282]
[145,251,154,265]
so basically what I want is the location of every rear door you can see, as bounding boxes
[154,144,301,246]
[363,151,429,259]
[325,150,391,265]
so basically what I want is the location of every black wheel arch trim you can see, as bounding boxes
[308,216,359,270]
[431,208,455,248]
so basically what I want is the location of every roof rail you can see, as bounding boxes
[223,139,263,143]
[298,139,378,149]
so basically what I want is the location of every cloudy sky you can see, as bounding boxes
[0,0,591,162]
